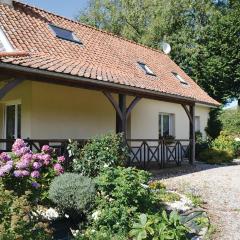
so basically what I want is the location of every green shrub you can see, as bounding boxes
[75,167,189,239]
[0,183,51,240]
[205,108,222,140]
[212,131,235,154]
[96,167,152,210]
[80,167,155,237]
[48,173,95,217]
[70,133,129,177]
[198,148,233,164]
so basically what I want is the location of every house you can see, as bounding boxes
[0,0,220,168]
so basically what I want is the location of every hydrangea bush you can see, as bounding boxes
[0,139,65,201]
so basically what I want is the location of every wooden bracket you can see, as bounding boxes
[103,91,123,120]
[126,96,141,119]
[181,104,193,123]
[0,78,24,100]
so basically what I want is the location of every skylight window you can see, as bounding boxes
[49,24,82,44]
[0,28,14,52]
[138,62,156,76]
[172,72,188,85]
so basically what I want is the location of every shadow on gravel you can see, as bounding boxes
[149,161,237,180]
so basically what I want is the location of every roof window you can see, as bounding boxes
[138,62,156,76]
[49,24,82,44]
[172,72,188,85]
[0,28,14,52]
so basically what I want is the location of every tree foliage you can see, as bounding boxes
[220,108,240,136]
[78,0,240,104]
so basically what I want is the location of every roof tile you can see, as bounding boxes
[0,1,220,106]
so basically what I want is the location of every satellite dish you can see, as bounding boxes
[161,42,171,54]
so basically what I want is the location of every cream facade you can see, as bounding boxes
[0,81,210,140]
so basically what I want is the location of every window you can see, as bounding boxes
[49,24,82,44]
[0,28,14,52]
[172,72,188,85]
[195,116,200,132]
[5,104,21,139]
[138,62,156,76]
[159,113,175,138]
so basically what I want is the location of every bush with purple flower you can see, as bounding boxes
[0,139,65,202]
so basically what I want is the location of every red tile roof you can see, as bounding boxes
[0,1,220,106]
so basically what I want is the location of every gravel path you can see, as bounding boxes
[153,162,240,240]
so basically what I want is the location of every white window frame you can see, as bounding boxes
[159,113,175,137]
[0,27,14,52]
[3,101,21,139]
[195,116,201,132]
[172,72,188,85]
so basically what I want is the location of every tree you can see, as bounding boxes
[191,1,240,103]
[78,0,240,104]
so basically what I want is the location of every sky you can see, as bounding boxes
[23,0,89,20]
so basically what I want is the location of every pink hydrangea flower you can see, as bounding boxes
[31,170,40,178]
[0,152,11,162]
[13,170,24,177]
[41,145,53,154]
[57,156,65,163]
[12,139,26,151]
[41,154,51,166]
[0,161,13,175]
[22,170,30,176]
[53,163,64,175]
[32,161,42,170]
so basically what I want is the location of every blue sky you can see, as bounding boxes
[23,0,89,19]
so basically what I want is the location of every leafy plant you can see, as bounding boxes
[48,173,95,218]
[129,211,189,240]
[129,214,154,240]
[71,133,129,177]
[0,183,52,240]
[186,194,204,207]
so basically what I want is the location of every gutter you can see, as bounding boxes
[0,62,220,107]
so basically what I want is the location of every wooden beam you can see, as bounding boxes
[103,91,123,120]
[119,94,126,134]
[126,96,141,119]
[181,104,193,123]
[0,78,24,100]
[189,104,196,164]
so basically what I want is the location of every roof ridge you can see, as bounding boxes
[15,1,166,57]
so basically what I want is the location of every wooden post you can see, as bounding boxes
[103,92,141,137]
[117,94,126,134]
[189,104,195,164]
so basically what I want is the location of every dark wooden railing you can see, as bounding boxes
[0,138,190,169]
[127,139,190,169]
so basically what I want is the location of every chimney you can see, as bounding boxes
[0,0,13,6]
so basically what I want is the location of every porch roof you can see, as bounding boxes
[0,1,220,107]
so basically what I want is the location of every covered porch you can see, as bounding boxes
[0,67,196,169]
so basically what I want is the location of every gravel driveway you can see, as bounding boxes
[153,162,240,240]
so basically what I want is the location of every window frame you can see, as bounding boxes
[159,113,175,138]
[0,28,14,52]
[49,24,82,44]
[172,71,188,85]
[4,101,21,139]
[195,116,201,132]
[137,62,156,76]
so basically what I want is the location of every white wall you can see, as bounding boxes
[130,98,210,139]
[0,81,210,140]
[30,82,116,139]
